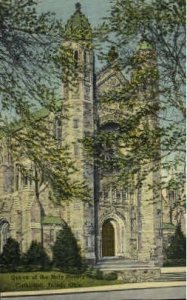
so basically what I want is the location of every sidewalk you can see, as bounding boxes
[161,266,186,273]
[1,280,186,298]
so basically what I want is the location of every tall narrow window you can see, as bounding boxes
[15,164,19,191]
[74,50,79,68]
[122,189,128,201]
[84,51,87,64]
[23,175,28,187]
[103,189,109,202]
[130,207,136,238]
[54,118,62,141]
[74,144,80,157]
[73,119,79,129]
[168,190,175,224]
[116,190,121,202]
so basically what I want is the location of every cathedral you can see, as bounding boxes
[0,4,163,266]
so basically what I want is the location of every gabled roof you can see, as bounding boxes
[96,60,126,93]
[10,100,62,132]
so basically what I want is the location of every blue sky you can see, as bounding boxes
[38,0,112,27]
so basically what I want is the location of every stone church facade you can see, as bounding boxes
[0,4,163,266]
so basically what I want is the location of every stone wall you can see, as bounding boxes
[114,267,160,283]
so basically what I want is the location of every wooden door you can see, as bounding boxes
[102,220,115,256]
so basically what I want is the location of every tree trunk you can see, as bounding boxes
[34,167,44,247]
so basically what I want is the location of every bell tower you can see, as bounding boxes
[61,3,96,263]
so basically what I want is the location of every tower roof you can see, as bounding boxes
[64,3,93,41]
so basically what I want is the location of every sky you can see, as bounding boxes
[38,0,112,27]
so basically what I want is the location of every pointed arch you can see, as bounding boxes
[0,218,10,253]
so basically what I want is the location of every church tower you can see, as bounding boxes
[61,3,96,263]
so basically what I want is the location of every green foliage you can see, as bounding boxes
[22,241,50,270]
[0,2,89,206]
[165,223,186,259]
[1,238,21,271]
[84,0,186,198]
[9,113,88,205]
[163,258,186,267]
[0,0,63,119]
[52,225,83,273]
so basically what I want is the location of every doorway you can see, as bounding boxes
[102,220,115,256]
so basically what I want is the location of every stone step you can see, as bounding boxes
[158,272,186,282]
[98,259,141,264]
[96,258,154,269]
[96,266,154,270]
[97,258,151,265]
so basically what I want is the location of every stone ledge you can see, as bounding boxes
[110,267,161,283]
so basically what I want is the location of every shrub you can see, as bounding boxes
[1,238,21,271]
[22,241,50,270]
[165,223,186,260]
[52,224,82,273]
[163,258,186,267]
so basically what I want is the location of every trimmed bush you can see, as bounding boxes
[22,241,50,270]
[165,223,186,260]
[1,238,21,271]
[52,224,82,273]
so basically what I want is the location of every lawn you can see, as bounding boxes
[0,272,122,292]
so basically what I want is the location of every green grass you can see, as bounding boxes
[0,272,122,292]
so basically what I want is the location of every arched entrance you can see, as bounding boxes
[99,213,126,259]
[102,220,115,256]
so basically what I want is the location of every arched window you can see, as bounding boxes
[0,219,10,253]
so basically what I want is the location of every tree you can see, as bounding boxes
[84,44,161,192]
[86,0,185,195]
[0,1,90,244]
[166,223,186,259]
[53,224,83,272]
[22,241,50,269]
[0,1,88,211]
[2,108,89,245]
[1,237,21,271]
[0,0,64,120]
[10,113,86,201]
